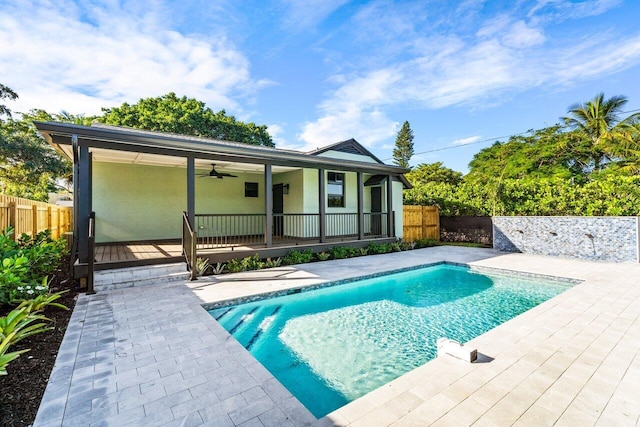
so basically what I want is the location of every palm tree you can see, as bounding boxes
[562,92,640,171]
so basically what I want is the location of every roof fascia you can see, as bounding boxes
[310,138,384,164]
[37,122,411,175]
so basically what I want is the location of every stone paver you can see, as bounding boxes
[33,247,640,426]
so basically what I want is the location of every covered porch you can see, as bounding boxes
[34,122,411,280]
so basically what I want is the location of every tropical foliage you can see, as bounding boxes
[0,228,66,305]
[405,93,640,216]
[100,92,274,146]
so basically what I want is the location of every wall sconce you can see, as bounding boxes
[283,184,290,194]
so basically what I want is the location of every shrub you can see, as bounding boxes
[0,227,67,305]
[263,257,283,268]
[367,243,392,254]
[282,250,313,265]
[226,258,244,273]
[413,238,438,249]
[328,246,349,259]
[196,258,210,276]
[316,252,330,261]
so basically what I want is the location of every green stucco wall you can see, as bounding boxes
[93,162,404,242]
[93,162,186,243]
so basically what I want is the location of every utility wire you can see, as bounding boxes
[382,107,640,161]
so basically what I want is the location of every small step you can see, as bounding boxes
[93,262,190,291]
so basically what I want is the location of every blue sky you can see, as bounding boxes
[1,0,639,172]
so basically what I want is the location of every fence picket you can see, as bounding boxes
[403,205,439,241]
[0,195,73,239]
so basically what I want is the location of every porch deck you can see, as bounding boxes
[94,235,391,268]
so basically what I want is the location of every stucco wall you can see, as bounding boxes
[94,162,405,243]
[493,216,640,262]
[93,162,186,243]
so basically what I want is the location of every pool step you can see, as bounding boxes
[211,304,283,350]
[94,263,190,291]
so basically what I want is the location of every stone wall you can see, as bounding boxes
[493,216,640,263]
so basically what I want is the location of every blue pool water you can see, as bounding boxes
[208,264,573,418]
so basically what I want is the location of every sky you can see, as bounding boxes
[1,0,640,172]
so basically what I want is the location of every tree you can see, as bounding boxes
[392,121,414,168]
[406,162,462,186]
[0,83,18,119]
[562,92,640,171]
[99,92,274,147]
[0,109,72,200]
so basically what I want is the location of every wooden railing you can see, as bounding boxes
[87,212,96,294]
[182,212,197,280]
[0,194,72,239]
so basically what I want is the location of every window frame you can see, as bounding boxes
[327,171,345,208]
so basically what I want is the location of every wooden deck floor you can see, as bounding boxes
[95,243,184,263]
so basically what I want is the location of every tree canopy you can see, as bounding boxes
[405,93,640,216]
[99,92,274,147]
[0,109,72,200]
[392,121,414,168]
[0,84,18,119]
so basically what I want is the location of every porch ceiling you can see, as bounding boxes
[59,145,300,174]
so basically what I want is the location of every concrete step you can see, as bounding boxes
[94,262,190,291]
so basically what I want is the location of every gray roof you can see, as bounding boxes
[35,121,411,179]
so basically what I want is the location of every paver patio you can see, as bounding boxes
[33,247,640,426]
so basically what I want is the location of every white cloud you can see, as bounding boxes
[0,0,268,116]
[299,5,640,149]
[299,106,398,151]
[451,136,482,146]
[502,21,545,48]
[281,0,350,31]
[530,0,622,20]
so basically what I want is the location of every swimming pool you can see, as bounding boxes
[208,263,574,418]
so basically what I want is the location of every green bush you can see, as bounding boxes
[316,252,330,261]
[367,243,393,254]
[328,246,349,259]
[225,254,264,273]
[282,249,314,265]
[413,238,438,249]
[0,227,66,305]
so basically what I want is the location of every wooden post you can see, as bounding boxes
[32,205,38,238]
[47,206,52,237]
[56,208,61,239]
[9,201,16,240]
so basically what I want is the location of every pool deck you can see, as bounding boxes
[33,247,640,426]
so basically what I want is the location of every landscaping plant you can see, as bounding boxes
[0,227,67,305]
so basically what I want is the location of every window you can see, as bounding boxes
[245,182,259,197]
[327,172,345,207]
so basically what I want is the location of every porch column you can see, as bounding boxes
[318,168,326,243]
[357,172,364,240]
[265,164,273,247]
[186,157,195,226]
[387,174,394,237]
[77,143,92,263]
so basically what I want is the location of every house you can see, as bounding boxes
[35,122,411,280]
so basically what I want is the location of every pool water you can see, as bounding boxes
[208,264,573,418]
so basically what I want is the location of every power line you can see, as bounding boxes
[382,107,640,161]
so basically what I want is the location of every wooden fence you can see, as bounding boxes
[403,205,440,241]
[0,195,73,240]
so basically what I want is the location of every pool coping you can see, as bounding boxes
[33,246,640,426]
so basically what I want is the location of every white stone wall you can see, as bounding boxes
[493,216,640,263]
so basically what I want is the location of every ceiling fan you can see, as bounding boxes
[198,164,238,179]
